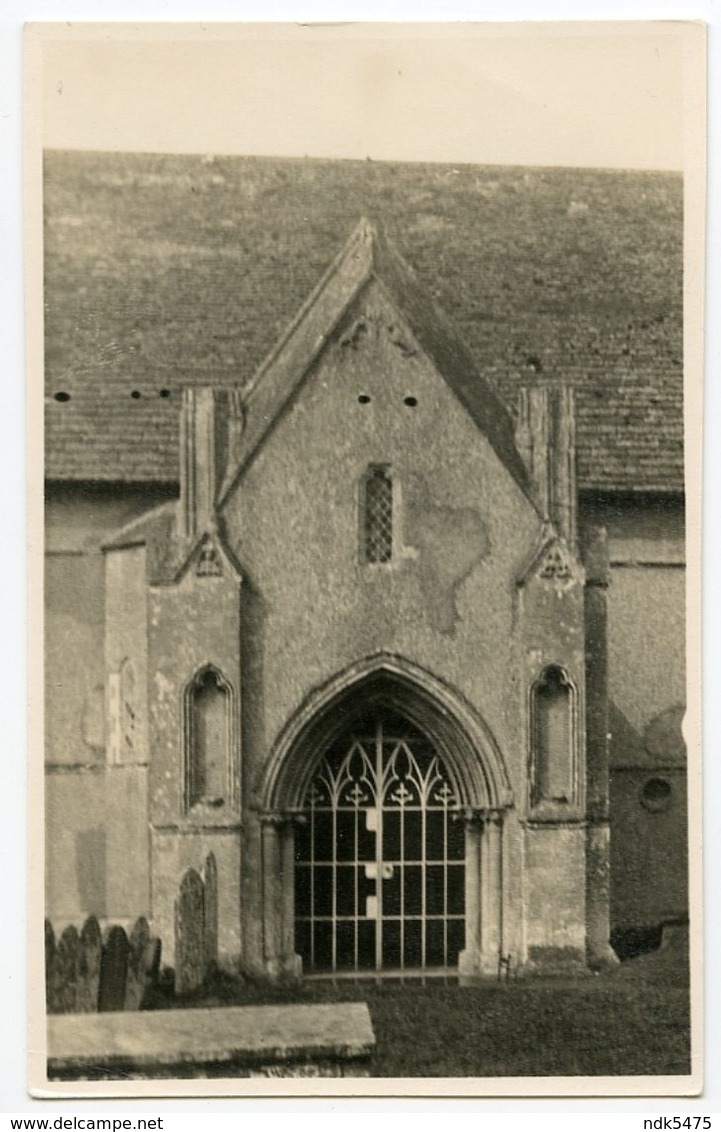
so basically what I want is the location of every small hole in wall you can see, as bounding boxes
[358,394,371,404]
[54,391,71,403]
[404,396,418,407]
[130,390,141,400]
[159,389,171,399]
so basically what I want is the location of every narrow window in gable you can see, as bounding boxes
[364,465,393,563]
[531,666,574,808]
[186,667,231,810]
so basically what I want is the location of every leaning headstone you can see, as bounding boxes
[175,868,205,994]
[125,917,161,1011]
[98,925,130,1012]
[76,916,102,1013]
[56,925,81,1014]
[203,854,218,975]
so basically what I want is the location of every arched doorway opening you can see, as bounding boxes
[257,655,512,980]
[295,707,465,974]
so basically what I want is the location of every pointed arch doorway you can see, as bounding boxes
[295,707,465,974]
[259,656,513,980]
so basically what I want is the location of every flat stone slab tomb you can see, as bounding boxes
[47,1003,376,1079]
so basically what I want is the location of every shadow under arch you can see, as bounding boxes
[258,652,513,814]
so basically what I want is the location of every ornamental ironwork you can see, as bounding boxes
[295,711,466,975]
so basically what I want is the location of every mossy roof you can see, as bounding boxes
[44,150,684,492]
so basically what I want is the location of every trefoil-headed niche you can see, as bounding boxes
[530,665,577,813]
[184,666,233,812]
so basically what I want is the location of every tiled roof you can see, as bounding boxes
[44,150,684,492]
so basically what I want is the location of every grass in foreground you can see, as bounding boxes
[145,940,690,1078]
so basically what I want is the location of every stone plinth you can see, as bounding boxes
[47,1003,375,1079]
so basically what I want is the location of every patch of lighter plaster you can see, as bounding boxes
[405,488,490,635]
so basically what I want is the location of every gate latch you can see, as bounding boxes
[365,862,394,880]
[364,864,393,882]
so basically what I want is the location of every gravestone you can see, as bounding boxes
[56,926,80,1014]
[125,917,161,1010]
[175,868,205,994]
[203,854,218,975]
[98,925,130,1012]
[45,920,60,1013]
[76,916,102,1013]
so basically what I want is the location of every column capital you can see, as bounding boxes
[454,806,505,828]
[258,810,284,828]
[453,806,485,827]
[484,807,505,827]
[258,809,306,828]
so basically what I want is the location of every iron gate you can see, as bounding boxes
[294,710,465,974]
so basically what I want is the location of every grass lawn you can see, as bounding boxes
[146,938,690,1078]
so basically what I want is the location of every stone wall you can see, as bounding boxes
[45,765,149,921]
[580,494,685,737]
[225,284,540,799]
[44,485,172,922]
[609,766,688,930]
[45,484,174,767]
[580,494,686,933]
[144,543,243,965]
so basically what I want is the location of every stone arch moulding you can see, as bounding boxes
[258,652,513,815]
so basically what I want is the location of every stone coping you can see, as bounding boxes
[48,1003,375,1073]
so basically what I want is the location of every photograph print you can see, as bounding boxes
[29,21,704,1095]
